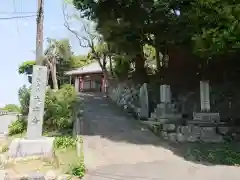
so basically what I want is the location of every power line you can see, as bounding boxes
[13,0,20,35]
[0,11,36,14]
[0,15,36,20]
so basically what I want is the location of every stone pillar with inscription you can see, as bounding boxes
[8,65,55,158]
[190,81,220,126]
[139,83,149,119]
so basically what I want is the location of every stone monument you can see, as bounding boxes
[8,65,55,158]
[160,84,171,103]
[139,83,149,119]
[148,84,181,124]
[200,81,210,112]
[191,81,220,126]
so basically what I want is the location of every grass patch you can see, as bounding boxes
[182,142,240,165]
[2,131,82,178]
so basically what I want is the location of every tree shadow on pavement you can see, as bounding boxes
[80,93,240,166]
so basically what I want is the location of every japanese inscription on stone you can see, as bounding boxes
[26,65,48,139]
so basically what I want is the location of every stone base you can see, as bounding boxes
[193,112,220,123]
[8,137,55,159]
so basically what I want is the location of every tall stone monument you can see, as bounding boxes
[139,83,149,119]
[192,81,220,125]
[200,81,210,112]
[8,65,55,158]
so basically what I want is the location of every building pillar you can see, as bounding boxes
[79,76,84,92]
[101,75,108,96]
[74,77,79,93]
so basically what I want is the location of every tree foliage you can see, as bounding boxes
[72,0,239,60]
[18,61,36,75]
[18,38,92,88]
[0,104,20,112]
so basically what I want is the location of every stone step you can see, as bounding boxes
[157,113,182,120]
[140,120,162,126]
[187,120,221,127]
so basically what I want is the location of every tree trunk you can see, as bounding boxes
[49,58,58,90]
[46,67,50,85]
[109,55,113,76]
[154,35,161,71]
[134,52,148,83]
[155,46,161,71]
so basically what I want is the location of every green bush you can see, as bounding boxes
[8,118,27,136]
[16,84,76,134]
[67,158,86,178]
[18,85,31,116]
[44,84,77,131]
[54,136,76,149]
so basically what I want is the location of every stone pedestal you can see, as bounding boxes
[148,85,181,123]
[8,137,55,158]
[188,112,220,126]
[188,81,220,126]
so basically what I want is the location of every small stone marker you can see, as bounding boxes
[139,83,149,119]
[200,81,210,112]
[8,65,55,158]
[160,85,171,103]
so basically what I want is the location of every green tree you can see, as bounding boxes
[18,85,31,115]
[72,0,239,82]
[0,104,20,112]
[18,39,92,88]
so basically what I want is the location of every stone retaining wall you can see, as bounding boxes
[108,84,240,143]
[151,124,240,143]
[109,85,141,117]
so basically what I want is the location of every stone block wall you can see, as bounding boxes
[108,83,240,143]
[109,85,141,117]
[150,124,240,143]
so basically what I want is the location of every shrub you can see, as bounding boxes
[67,158,86,178]
[54,136,76,149]
[18,85,31,116]
[8,118,27,136]
[44,84,76,131]
[16,84,76,133]
[67,136,85,178]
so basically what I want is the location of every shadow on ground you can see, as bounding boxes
[83,160,240,180]
[80,93,240,166]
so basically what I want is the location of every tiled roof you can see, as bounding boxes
[65,62,102,75]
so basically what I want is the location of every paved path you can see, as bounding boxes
[81,93,240,180]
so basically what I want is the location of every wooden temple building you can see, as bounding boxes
[65,62,107,93]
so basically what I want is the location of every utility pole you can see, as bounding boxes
[36,0,44,65]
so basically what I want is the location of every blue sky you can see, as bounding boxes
[0,0,87,107]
